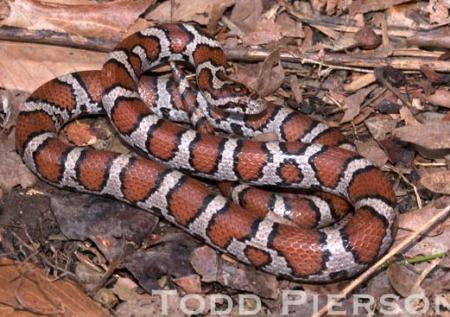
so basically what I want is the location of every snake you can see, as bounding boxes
[15,23,397,282]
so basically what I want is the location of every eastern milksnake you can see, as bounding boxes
[15,23,397,282]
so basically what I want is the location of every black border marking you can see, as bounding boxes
[275,158,304,186]
[110,95,151,135]
[32,136,71,184]
[340,203,390,264]
[74,148,117,192]
[308,145,359,191]
[348,165,396,205]
[243,245,273,268]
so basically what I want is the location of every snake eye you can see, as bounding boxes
[233,86,243,93]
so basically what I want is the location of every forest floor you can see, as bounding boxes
[0,0,450,316]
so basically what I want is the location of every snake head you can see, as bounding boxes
[214,83,266,115]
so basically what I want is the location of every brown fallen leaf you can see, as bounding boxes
[393,121,450,150]
[0,41,106,92]
[276,12,304,38]
[123,232,199,292]
[338,104,373,127]
[349,0,415,15]
[0,89,28,131]
[0,0,155,41]
[379,138,415,165]
[310,0,326,13]
[392,198,450,301]
[366,273,396,304]
[426,89,450,109]
[229,64,259,90]
[387,262,423,297]
[364,115,398,141]
[239,14,288,46]
[285,282,355,316]
[241,28,283,46]
[328,32,359,51]
[340,85,376,123]
[190,246,218,282]
[173,274,202,294]
[207,2,231,33]
[114,294,183,317]
[422,272,450,302]
[301,24,314,50]
[94,289,118,310]
[190,246,278,299]
[0,257,108,317]
[229,0,264,33]
[343,73,376,92]
[399,106,421,126]
[355,139,388,167]
[384,2,422,29]
[420,64,445,83]
[289,74,303,104]
[50,192,159,262]
[256,49,285,97]
[147,0,235,26]
[0,133,36,193]
[398,197,450,256]
[420,170,450,195]
[217,256,279,299]
[111,277,149,302]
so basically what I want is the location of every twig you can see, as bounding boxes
[2,24,449,74]
[0,26,115,52]
[224,48,450,72]
[11,231,76,280]
[89,255,124,295]
[302,58,373,74]
[374,68,412,107]
[312,203,450,317]
[75,241,108,272]
[414,161,447,167]
[385,165,422,209]
[412,258,441,291]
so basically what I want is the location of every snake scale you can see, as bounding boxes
[15,23,397,282]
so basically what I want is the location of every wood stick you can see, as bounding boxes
[1,26,448,73]
[224,47,450,72]
[0,26,115,52]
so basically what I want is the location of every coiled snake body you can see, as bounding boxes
[15,23,397,282]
